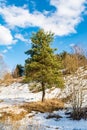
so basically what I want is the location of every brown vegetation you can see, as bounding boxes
[0,99,64,123]
[0,73,24,86]
[0,73,14,85]
[21,99,64,113]
[0,111,27,122]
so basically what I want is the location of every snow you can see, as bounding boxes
[0,67,87,108]
[0,67,87,129]
[19,110,87,130]
[0,82,61,108]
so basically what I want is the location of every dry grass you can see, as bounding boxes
[83,75,87,79]
[0,99,4,103]
[83,65,87,70]
[21,98,64,113]
[0,73,14,86]
[0,74,24,86]
[0,110,27,122]
[61,94,72,103]
[0,99,64,122]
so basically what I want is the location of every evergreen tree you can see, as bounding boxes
[25,29,64,102]
[12,64,24,78]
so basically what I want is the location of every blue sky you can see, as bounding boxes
[0,0,87,70]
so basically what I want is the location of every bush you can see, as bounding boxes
[69,108,87,120]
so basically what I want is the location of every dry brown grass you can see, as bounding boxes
[0,99,4,103]
[83,75,87,79]
[0,99,64,122]
[21,98,64,113]
[0,73,24,86]
[0,73,14,86]
[61,94,72,103]
[0,111,27,122]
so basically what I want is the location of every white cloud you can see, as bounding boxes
[0,6,32,28]
[0,0,86,36]
[7,46,12,50]
[15,33,29,43]
[0,25,13,45]
[70,43,75,47]
[2,46,12,54]
[2,49,8,53]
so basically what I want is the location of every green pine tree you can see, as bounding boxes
[12,64,24,78]
[25,29,64,102]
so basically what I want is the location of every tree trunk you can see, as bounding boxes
[42,82,45,102]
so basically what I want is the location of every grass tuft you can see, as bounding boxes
[21,98,64,113]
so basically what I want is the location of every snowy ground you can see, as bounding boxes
[0,67,87,130]
[0,82,61,108]
[0,82,87,130]
[0,110,87,130]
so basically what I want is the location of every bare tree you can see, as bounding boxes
[65,45,87,119]
[0,55,9,79]
[70,73,83,120]
[71,44,87,67]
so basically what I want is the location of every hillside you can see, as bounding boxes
[0,67,87,129]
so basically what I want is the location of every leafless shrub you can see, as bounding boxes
[69,73,85,120]
[0,55,9,79]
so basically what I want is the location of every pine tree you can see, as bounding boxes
[25,29,64,102]
[12,64,24,78]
